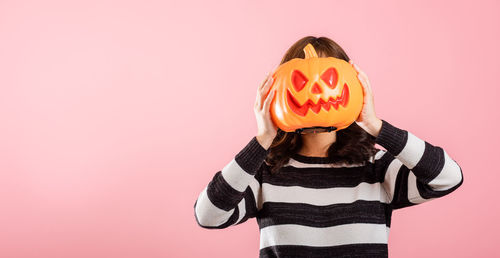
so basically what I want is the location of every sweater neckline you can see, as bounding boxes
[290,152,338,164]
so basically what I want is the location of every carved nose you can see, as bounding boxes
[311,82,322,94]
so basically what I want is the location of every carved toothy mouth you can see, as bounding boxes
[286,83,349,116]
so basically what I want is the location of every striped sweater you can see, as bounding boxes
[193,119,464,258]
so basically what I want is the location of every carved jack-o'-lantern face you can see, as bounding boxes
[268,43,364,133]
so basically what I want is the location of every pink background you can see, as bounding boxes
[0,0,498,257]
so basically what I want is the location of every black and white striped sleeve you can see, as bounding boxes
[193,136,269,229]
[375,119,464,210]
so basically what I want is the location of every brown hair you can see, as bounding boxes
[265,36,378,174]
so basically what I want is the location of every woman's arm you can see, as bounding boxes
[194,136,268,228]
[348,61,463,209]
[374,119,464,209]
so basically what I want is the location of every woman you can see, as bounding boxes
[193,36,464,258]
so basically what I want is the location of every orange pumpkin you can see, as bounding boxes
[268,43,364,133]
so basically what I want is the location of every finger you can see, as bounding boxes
[255,89,261,107]
[353,64,369,82]
[357,74,369,95]
[357,73,368,85]
[256,73,273,109]
[259,72,271,90]
[260,77,274,105]
[357,72,372,93]
[262,89,275,112]
[352,62,358,70]
[366,82,373,97]
[358,75,370,95]
[255,92,262,110]
[353,63,363,74]
[359,80,373,101]
[354,64,368,79]
[262,74,274,94]
[358,77,367,94]
[256,83,264,109]
[354,67,369,84]
[256,79,265,103]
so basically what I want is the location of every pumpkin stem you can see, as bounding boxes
[303,43,318,59]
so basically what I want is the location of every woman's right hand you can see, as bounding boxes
[254,71,278,150]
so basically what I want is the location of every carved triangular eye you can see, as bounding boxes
[321,67,338,89]
[291,70,308,92]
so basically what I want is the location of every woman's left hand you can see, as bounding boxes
[349,60,383,138]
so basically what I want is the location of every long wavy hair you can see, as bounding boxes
[265,36,378,174]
